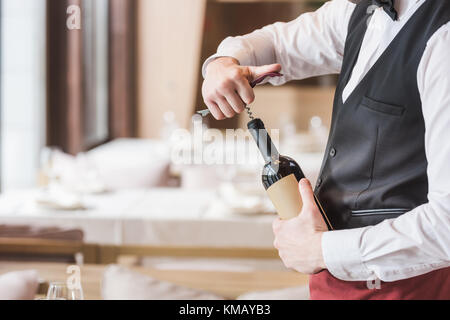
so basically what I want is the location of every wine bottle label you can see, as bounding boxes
[266,174,302,220]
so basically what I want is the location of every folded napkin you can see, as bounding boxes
[35,186,86,211]
[205,182,275,217]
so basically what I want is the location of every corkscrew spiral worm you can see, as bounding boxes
[243,72,282,120]
[245,106,255,120]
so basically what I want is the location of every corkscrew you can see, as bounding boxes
[197,72,282,119]
[244,106,254,120]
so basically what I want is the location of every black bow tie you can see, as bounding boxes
[374,0,398,21]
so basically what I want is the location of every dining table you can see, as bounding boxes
[0,261,309,300]
[0,187,277,248]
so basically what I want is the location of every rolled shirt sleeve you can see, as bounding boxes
[202,0,356,85]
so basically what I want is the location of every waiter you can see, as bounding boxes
[201,0,450,299]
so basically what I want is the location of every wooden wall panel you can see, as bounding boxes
[137,0,207,138]
[47,0,84,155]
[109,0,137,138]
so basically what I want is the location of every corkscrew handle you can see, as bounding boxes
[249,72,283,88]
[197,72,283,117]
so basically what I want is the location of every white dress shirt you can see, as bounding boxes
[203,0,450,282]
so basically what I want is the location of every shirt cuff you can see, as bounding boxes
[322,227,374,281]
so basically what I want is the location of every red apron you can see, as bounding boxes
[309,268,450,300]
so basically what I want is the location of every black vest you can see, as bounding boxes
[315,0,450,230]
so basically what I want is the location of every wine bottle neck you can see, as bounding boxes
[248,119,280,163]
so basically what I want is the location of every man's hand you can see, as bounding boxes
[202,57,281,120]
[272,179,329,274]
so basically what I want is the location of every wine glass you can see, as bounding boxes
[47,282,84,300]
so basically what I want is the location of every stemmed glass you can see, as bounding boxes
[46,282,84,300]
[40,147,61,188]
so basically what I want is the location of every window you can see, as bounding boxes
[0,0,137,191]
[1,0,47,190]
[83,0,109,148]
[47,0,136,154]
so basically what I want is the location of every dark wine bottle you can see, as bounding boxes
[248,118,332,229]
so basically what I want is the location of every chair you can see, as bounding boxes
[0,226,97,263]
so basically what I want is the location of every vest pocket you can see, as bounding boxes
[361,96,405,116]
[351,208,410,216]
[348,208,410,228]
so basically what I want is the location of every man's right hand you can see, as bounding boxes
[202,57,282,120]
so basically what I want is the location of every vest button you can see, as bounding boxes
[316,178,322,187]
[329,148,336,158]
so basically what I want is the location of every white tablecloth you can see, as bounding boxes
[0,188,276,248]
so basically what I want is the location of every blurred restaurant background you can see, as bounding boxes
[0,0,334,300]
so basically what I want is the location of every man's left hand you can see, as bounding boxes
[272,178,329,274]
